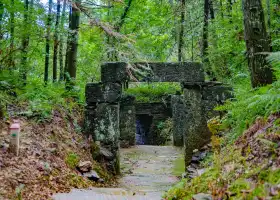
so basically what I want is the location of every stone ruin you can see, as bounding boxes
[84,62,232,174]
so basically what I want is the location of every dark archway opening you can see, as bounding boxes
[136,114,153,145]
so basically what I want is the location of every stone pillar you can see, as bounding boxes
[202,82,233,120]
[120,95,136,148]
[84,82,122,175]
[183,85,211,168]
[171,95,186,147]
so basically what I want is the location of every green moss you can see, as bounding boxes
[65,152,80,169]
[125,82,181,103]
[229,179,250,195]
[172,156,185,176]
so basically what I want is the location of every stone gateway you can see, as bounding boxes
[84,62,232,174]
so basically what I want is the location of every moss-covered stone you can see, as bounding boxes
[183,87,211,168]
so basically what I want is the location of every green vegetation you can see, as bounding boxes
[125,83,181,103]
[0,0,280,199]
[65,152,80,169]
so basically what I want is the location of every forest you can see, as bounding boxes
[1,0,280,199]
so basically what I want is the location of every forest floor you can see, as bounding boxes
[0,110,115,200]
[53,145,184,200]
[165,114,280,199]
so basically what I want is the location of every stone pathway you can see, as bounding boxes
[53,145,183,200]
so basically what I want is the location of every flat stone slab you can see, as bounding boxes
[101,62,205,83]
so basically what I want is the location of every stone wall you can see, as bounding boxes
[84,83,121,175]
[171,95,186,147]
[183,85,212,167]
[135,102,171,145]
[119,95,136,148]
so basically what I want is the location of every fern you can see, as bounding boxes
[217,53,280,141]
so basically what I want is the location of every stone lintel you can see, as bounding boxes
[101,62,205,83]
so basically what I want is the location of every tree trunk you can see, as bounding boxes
[66,0,81,84]
[227,0,233,23]
[209,0,215,19]
[266,0,271,32]
[0,2,4,40]
[219,0,224,18]
[9,0,15,68]
[178,0,185,62]
[53,0,61,82]
[59,0,66,81]
[242,0,274,87]
[64,6,72,80]
[202,0,215,79]
[44,0,53,84]
[20,0,30,85]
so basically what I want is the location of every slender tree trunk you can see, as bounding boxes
[178,0,185,62]
[53,0,61,82]
[112,0,133,61]
[202,0,214,79]
[9,0,15,68]
[242,0,274,87]
[20,0,29,84]
[266,0,271,32]
[209,0,215,19]
[0,2,4,40]
[44,0,52,84]
[64,6,72,80]
[59,0,66,81]
[219,0,224,18]
[227,0,233,23]
[66,0,81,85]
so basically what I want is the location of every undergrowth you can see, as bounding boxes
[125,82,181,102]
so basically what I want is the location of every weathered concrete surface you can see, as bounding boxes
[53,146,184,200]
[86,82,122,104]
[101,62,205,83]
[202,82,233,119]
[183,86,211,167]
[93,103,120,175]
[171,95,186,147]
[120,96,136,148]
[135,102,171,116]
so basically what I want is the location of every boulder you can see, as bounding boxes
[83,170,100,182]
[78,161,92,173]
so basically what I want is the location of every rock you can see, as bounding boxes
[83,170,100,182]
[37,161,52,173]
[100,147,114,160]
[78,161,92,173]
[192,193,213,200]
[182,172,187,179]
[98,178,105,183]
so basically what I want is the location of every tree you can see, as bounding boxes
[178,0,185,62]
[242,0,274,87]
[53,0,61,82]
[201,0,212,79]
[44,0,53,84]
[59,0,67,81]
[21,0,32,85]
[9,0,15,68]
[65,0,81,84]
[0,2,4,40]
